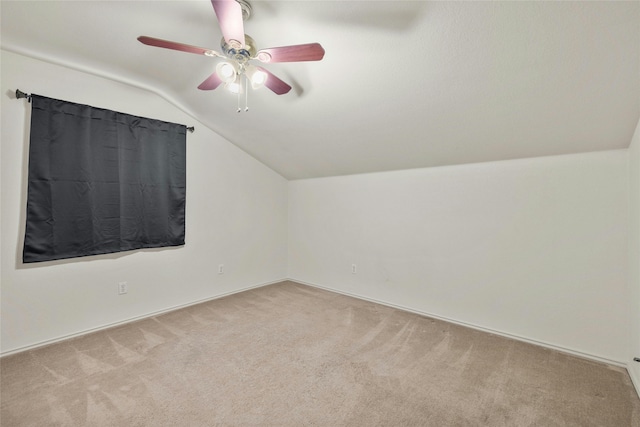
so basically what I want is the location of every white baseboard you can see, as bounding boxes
[5,275,634,395]
[288,278,627,369]
[0,278,287,358]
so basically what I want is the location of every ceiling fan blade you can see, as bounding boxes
[211,0,245,48]
[197,73,224,90]
[256,67,291,95]
[255,43,325,63]
[138,36,221,57]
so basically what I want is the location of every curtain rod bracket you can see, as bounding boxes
[15,89,32,103]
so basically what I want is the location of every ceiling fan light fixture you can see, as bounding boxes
[245,65,267,89]
[225,75,242,94]
[252,70,267,86]
[216,61,238,83]
[227,83,241,94]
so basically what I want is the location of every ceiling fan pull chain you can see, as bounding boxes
[245,76,249,112]
[237,86,241,113]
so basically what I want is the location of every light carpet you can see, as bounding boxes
[1,281,639,426]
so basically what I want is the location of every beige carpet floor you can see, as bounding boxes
[1,281,639,426]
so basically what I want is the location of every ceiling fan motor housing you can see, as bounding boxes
[221,34,257,64]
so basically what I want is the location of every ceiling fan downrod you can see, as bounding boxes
[236,0,252,21]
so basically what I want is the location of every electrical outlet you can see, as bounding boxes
[352,264,357,274]
[118,281,128,295]
[218,264,224,275]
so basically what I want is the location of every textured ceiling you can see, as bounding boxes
[2,1,639,179]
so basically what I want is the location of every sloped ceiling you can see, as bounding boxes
[2,1,639,179]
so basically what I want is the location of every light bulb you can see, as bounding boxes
[245,65,268,89]
[219,63,234,78]
[216,62,237,83]
[227,82,241,94]
[251,70,267,86]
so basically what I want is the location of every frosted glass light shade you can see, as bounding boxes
[216,62,237,83]
[245,65,267,89]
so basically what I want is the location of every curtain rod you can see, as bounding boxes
[14,89,195,133]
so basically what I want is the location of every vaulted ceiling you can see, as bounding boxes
[2,1,639,179]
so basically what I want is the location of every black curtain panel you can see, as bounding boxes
[23,95,186,263]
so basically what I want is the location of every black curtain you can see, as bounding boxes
[23,95,186,263]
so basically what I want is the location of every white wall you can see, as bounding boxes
[0,50,288,354]
[629,118,640,389]
[288,150,629,364]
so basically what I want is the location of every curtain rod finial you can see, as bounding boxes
[186,126,195,133]
[15,89,31,102]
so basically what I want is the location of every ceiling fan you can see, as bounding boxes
[138,0,325,110]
